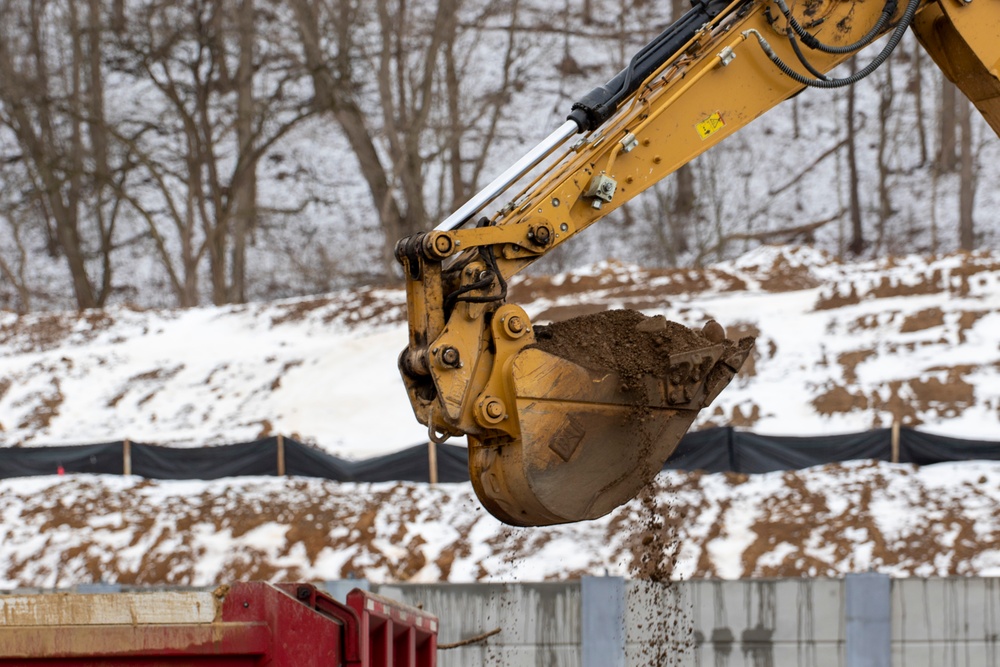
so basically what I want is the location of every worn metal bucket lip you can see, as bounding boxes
[468,319,754,527]
[469,349,711,525]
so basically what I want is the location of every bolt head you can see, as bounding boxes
[532,225,551,245]
[433,235,453,254]
[441,347,460,367]
[485,400,504,419]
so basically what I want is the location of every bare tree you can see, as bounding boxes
[875,58,895,252]
[957,97,976,250]
[846,58,865,256]
[0,0,125,309]
[0,185,34,312]
[910,36,928,166]
[937,78,959,173]
[668,0,696,252]
[289,0,528,273]
[110,0,315,306]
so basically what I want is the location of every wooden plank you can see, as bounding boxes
[0,591,218,626]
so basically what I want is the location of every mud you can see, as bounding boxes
[531,309,736,387]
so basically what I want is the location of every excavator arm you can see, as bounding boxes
[397,0,1000,526]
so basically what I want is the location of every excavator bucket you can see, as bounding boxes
[469,310,753,526]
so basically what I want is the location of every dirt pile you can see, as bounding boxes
[531,309,746,387]
[533,310,711,374]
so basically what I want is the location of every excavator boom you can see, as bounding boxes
[397,0,1000,526]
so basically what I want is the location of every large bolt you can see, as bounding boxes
[424,232,454,260]
[482,398,505,423]
[533,225,551,246]
[504,315,527,339]
[440,346,461,368]
[433,234,453,256]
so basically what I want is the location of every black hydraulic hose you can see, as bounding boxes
[746,0,921,89]
[787,29,830,81]
[568,0,738,132]
[443,219,508,312]
[774,0,897,55]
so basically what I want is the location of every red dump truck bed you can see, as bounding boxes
[0,581,437,666]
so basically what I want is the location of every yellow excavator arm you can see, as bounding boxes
[396,0,1000,526]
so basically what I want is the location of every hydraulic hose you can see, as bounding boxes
[774,0,898,55]
[744,0,921,89]
[787,29,831,80]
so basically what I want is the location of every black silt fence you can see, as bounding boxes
[0,428,998,483]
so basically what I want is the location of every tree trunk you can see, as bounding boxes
[958,97,975,250]
[669,165,694,255]
[87,0,113,306]
[846,59,865,256]
[876,61,894,251]
[230,0,257,304]
[911,36,927,166]
[937,78,958,173]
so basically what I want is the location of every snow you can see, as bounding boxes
[1,248,999,587]
[0,460,997,588]
[2,248,998,454]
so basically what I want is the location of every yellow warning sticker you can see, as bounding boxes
[696,112,725,140]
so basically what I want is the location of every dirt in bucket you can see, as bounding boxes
[530,309,745,387]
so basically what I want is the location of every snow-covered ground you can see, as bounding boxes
[1,460,997,588]
[2,246,998,455]
[1,247,999,588]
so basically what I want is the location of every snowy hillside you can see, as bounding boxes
[2,247,999,589]
[2,246,998,456]
[1,460,998,588]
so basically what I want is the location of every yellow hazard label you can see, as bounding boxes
[696,112,725,140]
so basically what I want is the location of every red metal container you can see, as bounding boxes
[0,582,437,666]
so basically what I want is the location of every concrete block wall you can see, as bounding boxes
[378,582,582,667]
[320,576,1000,667]
[892,578,1000,666]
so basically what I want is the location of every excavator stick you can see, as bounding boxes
[398,0,1000,527]
[912,0,1000,137]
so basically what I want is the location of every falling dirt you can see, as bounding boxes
[623,483,696,665]
[528,308,755,663]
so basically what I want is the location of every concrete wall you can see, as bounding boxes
[341,577,1000,667]
[378,582,582,667]
[892,578,1000,667]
